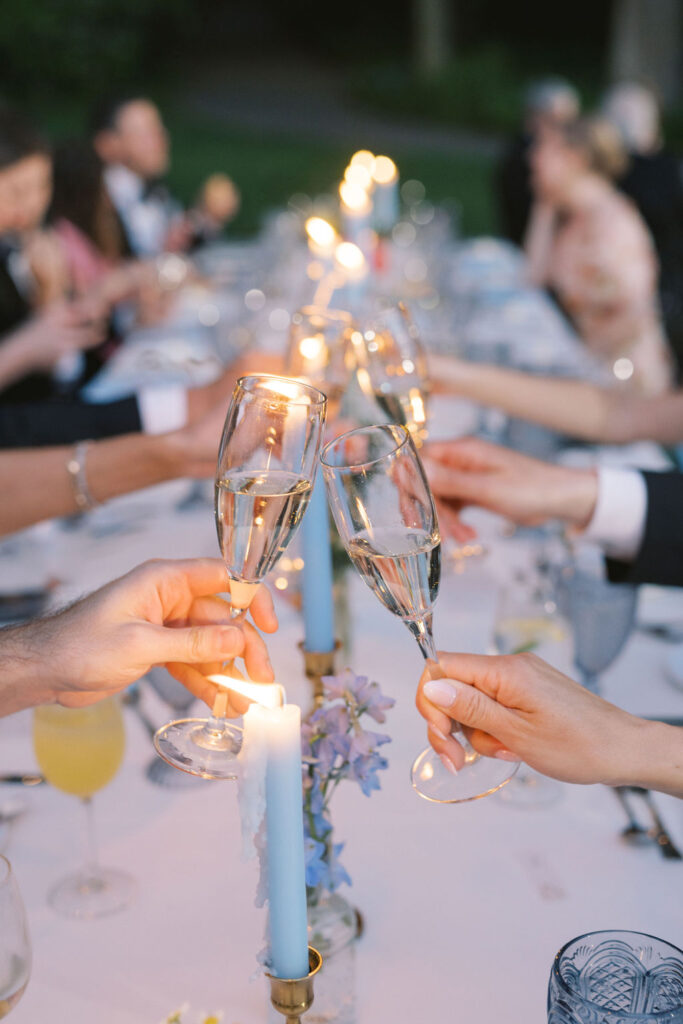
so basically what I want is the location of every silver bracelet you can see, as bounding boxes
[66,441,98,512]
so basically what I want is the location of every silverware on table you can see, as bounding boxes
[637,620,683,643]
[613,785,683,860]
[0,774,44,786]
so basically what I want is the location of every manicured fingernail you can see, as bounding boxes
[495,750,521,762]
[424,680,458,708]
[440,753,458,776]
[429,724,448,742]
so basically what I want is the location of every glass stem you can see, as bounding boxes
[82,796,99,877]
[580,670,600,695]
[407,613,438,662]
[208,605,246,726]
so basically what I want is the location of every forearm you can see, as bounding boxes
[0,619,57,716]
[437,358,620,441]
[0,328,44,389]
[0,433,185,536]
[608,718,683,798]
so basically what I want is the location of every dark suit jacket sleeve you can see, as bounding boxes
[0,396,142,448]
[606,471,683,586]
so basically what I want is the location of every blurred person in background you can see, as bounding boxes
[0,110,280,446]
[91,95,240,258]
[525,116,672,394]
[602,81,683,381]
[496,77,580,246]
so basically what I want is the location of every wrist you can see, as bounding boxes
[618,719,683,797]
[551,466,598,527]
[0,620,59,715]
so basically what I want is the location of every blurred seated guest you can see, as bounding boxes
[602,81,683,380]
[422,435,683,587]
[0,394,229,536]
[416,651,683,798]
[496,77,580,246]
[0,559,277,718]
[91,95,240,258]
[525,116,672,394]
[427,348,683,446]
[0,347,281,448]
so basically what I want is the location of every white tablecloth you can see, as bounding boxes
[2,490,682,1024]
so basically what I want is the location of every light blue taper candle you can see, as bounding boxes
[264,703,309,980]
[301,471,336,653]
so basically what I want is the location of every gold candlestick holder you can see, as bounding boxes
[299,641,341,709]
[267,946,323,1024]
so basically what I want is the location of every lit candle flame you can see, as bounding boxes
[372,155,398,185]
[344,164,373,191]
[305,216,337,249]
[298,335,325,361]
[208,675,285,709]
[350,149,375,171]
[335,241,366,273]
[339,181,371,214]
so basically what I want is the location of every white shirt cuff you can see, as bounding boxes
[582,467,647,561]
[137,387,188,435]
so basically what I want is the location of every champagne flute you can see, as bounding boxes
[32,697,134,918]
[351,302,430,444]
[0,856,31,1018]
[154,374,327,780]
[321,423,518,803]
[286,306,357,418]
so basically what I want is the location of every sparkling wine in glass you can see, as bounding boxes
[32,697,134,918]
[154,374,327,780]
[0,856,31,1018]
[321,423,518,803]
[352,302,430,445]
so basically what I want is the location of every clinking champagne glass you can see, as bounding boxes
[32,697,134,918]
[351,301,430,445]
[154,374,327,780]
[321,423,518,803]
[0,856,31,1018]
[286,306,357,419]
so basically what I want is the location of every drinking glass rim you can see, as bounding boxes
[552,929,683,1017]
[235,374,327,407]
[321,423,412,472]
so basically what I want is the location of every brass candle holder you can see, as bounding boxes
[299,640,341,709]
[266,946,323,1024]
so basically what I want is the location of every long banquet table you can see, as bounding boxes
[2,460,683,1024]
[2,233,683,1022]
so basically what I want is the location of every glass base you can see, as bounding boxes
[498,766,563,807]
[48,867,135,919]
[153,717,242,780]
[411,746,519,803]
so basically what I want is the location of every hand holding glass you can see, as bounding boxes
[321,423,517,802]
[154,374,327,779]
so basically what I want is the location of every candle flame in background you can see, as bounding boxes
[372,155,398,185]
[260,376,313,403]
[339,181,371,214]
[305,216,337,249]
[208,675,285,709]
[335,242,365,274]
[350,149,375,171]
[344,163,373,191]
[298,334,325,362]
[409,388,426,425]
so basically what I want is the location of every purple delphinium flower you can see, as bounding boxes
[301,670,393,894]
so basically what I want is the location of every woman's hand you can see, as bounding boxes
[416,650,663,789]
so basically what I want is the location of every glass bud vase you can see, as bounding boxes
[306,887,360,1024]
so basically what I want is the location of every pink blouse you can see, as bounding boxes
[54,219,113,296]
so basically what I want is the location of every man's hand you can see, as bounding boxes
[421,437,598,539]
[38,559,277,711]
[416,651,652,787]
